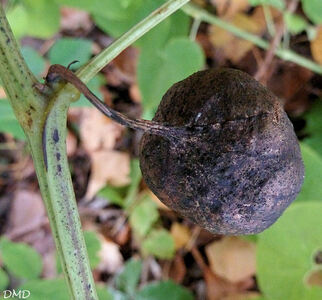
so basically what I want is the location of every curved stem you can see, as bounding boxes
[47,64,196,139]
[183,3,322,75]
[43,91,97,300]
[0,4,97,300]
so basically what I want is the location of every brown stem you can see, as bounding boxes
[45,64,200,140]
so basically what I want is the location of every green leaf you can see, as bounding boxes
[0,100,25,139]
[303,100,322,157]
[98,185,126,207]
[138,37,204,115]
[21,46,46,78]
[129,196,159,237]
[18,278,70,300]
[137,280,194,300]
[48,38,92,68]
[142,229,175,259]
[284,13,308,34]
[124,159,142,208]
[248,0,285,10]
[96,284,114,300]
[0,267,9,291]
[92,0,189,51]
[302,0,322,24]
[7,0,60,39]
[84,231,101,269]
[295,143,322,202]
[115,258,142,296]
[257,202,322,300]
[0,238,42,280]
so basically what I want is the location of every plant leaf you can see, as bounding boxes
[302,0,322,24]
[138,37,204,116]
[257,202,322,300]
[142,229,175,259]
[0,238,42,280]
[84,231,101,269]
[137,280,194,300]
[0,100,25,139]
[115,258,142,296]
[129,196,159,237]
[295,143,322,202]
[0,267,9,291]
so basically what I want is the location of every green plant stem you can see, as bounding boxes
[183,3,322,75]
[77,0,190,83]
[43,84,97,300]
[0,5,97,300]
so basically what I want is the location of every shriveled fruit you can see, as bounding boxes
[46,65,304,235]
[139,68,304,234]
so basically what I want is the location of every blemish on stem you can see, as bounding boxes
[53,128,59,143]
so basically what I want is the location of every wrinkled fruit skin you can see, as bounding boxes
[139,68,304,235]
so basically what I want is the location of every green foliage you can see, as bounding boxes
[295,143,322,202]
[136,280,194,300]
[48,38,93,68]
[0,267,9,291]
[48,37,105,107]
[98,185,127,207]
[7,0,60,39]
[92,0,189,49]
[142,229,175,259]
[115,258,142,297]
[284,13,308,34]
[138,38,204,116]
[0,237,42,280]
[96,285,114,300]
[21,46,46,78]
[129,196,159,237]
[303,101,322,157]
[301,0,322,24]
[248,0,285,10]
[257,202,322,300]
[84,231,101,269]
[0,100,25,139]
[18,278,70,300]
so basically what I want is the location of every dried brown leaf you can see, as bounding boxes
[85,150,130,199]
[311,26,322,65]
[79,108,124,153]
[211,0,249,18]
[170,222,191,250]
[205,237,256,283]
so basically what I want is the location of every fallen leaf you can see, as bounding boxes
[221,292,261,300]
[306,269,322,287]
[7,190,45,236]
[79,108,124,153]
[211,0,249,19]
[85,150,130,199]
[205,237,256,283]
[311,26,322,65]
[66,130,77,157]
[170,223,191,250]
[60,7,92,32]
[96,235,124,274]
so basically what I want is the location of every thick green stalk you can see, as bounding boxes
[0,5,97,300]
[183,3,322,75]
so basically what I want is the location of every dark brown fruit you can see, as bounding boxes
[139,68,304,235]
